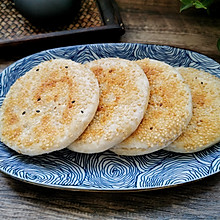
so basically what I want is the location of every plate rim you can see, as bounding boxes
[0,42,219,191]
[1,161,219,192]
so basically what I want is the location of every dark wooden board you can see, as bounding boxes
[0,0,124,57]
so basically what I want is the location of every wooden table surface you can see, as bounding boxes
[0,0,220,219]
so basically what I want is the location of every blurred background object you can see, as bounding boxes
[0,0,124,58]
[13,0,81,27]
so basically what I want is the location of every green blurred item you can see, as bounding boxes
[180,0,214,12]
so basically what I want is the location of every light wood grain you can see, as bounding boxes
[0,0,220,219]
[118,0,220,63]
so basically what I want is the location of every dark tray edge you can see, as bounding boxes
[0,0,125,48]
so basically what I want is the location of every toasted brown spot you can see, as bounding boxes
[5,110,19,125]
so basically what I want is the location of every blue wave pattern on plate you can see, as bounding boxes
[0,43,219,190]
[81,151,140,189]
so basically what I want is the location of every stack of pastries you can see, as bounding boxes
[0,57,219,156]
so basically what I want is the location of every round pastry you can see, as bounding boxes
[0,59,99,156]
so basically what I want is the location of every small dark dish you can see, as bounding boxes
[13,0,81,27]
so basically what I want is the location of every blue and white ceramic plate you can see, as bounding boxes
[0,43,219,191]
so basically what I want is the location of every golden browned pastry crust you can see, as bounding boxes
[68,58,150,153]
[111,59,192,156]
[0,59,99,155]
[166,67,220,153]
